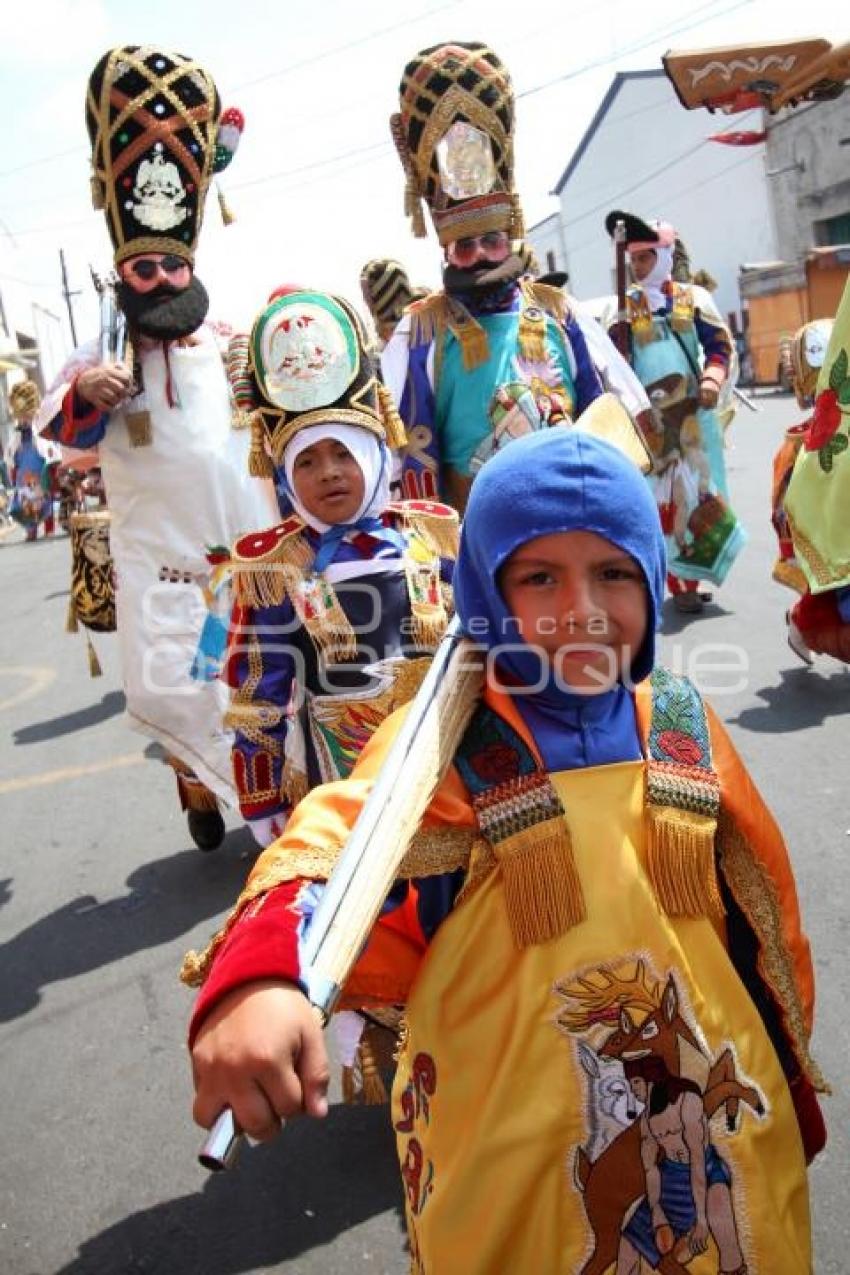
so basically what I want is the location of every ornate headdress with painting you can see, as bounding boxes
[226,289,407,479]
[790,319,833,409]
[86,45,243,266]
[390,41,524,246]
[9,380,41,423]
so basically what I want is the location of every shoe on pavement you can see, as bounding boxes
[188,807,226,851]
[786,612,814,667]
[672,592,704,614]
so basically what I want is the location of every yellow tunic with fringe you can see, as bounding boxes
[393,760,811,1274]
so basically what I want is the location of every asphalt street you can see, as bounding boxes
[0,390,847,1274]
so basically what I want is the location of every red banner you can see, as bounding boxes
[708,130,767,146]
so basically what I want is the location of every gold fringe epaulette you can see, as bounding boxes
[179,824,475,988]
[521,278,569,327]
[408,292,489,371]
[408,291,449,349]
[387,499,460,559]
[645,760,724,920]
[230,516,312,608]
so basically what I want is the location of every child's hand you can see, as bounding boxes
[191,979,330,1141]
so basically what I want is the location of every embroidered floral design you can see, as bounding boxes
[656,728,704,765]
[806,350,850,472]
[648,667,711,769]
[470,740,521,783]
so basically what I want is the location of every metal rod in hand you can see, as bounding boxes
[199,1108,242,1172]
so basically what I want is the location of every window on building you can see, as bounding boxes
[546,250,556,273]
[815,212,850,246]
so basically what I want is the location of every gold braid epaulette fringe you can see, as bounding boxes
[231,530,314,609]
[180,825,476,988]
[716,808,828,1093]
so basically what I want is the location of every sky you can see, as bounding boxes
[0,0,847,367]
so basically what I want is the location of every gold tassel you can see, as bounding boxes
[517,304,548,364]
[341,1065,358,1104]
[125,410,153,447]
[450,313,489,371]
[357,1032,390,1105]
[66,596,79,634]
[180,947,209,987]
[527,280,568,326]
[249,412,274,478]
[510,190,525,240]
[377,381,407,449]
[406,507,459,560]
[86,634,103,678]
[405,178,427,238]
[411,599,448,649]
[217,183,235,226]
[646,805,723,918]
[280,758,309,807]
[494,823,585,948]
[287,568,358,663]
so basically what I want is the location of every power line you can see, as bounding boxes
[1,1,762,238]
[516,0,754,100]
[0,2,460,182]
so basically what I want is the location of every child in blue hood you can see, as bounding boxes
[187,429,823,1275]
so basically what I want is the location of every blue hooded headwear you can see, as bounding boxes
[453,429,667,770]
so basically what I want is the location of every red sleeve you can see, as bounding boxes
[188,876,429,1047]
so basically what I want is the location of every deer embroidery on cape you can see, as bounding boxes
[555,959,765,1274]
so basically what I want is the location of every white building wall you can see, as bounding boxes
[766,95,850,261]
[552,72,776,325]
[527,213,569,278]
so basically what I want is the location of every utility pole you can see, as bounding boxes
[59,248,81,346]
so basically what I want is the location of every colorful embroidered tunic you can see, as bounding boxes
[382,280,646,505]
[604,283,746,588]
[186,675,823,1273]
[10,425,56,536]
[224,502,457,823]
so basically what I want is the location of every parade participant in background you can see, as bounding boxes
[359,258,429,349]
[38,46,277,851]
[603,210,745,614]
[224,287,457,1097]
[785,277,850,664]
[223,287,457,845]
[187,425,824,1272]
[769,319,832,663]
[9,381,57,541]
[382,41,648,513]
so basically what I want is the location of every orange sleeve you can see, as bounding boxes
[706,703,816,1035]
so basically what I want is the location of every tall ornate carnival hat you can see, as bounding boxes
[390,41,524,246]
[8,379,41,423]
[360,259,422,333]
[86,45,243,266]
[227,289,407,477]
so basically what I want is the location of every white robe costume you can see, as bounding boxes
[38,327,278,806]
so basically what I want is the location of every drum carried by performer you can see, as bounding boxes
[66,508,116,677]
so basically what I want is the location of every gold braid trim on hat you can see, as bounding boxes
[717,809,828,1092]
[89,47,219,264]
[180,825,476,987]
